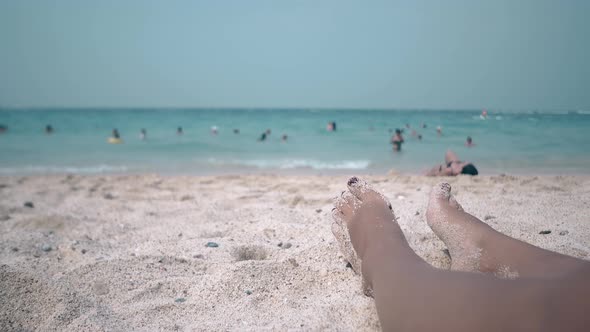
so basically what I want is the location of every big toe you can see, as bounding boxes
[347,177,392,209]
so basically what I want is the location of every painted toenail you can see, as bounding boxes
[347,177,358,185]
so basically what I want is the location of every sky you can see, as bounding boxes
[0,0,589,110]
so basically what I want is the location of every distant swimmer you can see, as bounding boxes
[390,129,404,152]
[327,121,336,132]
[481,109,488,119]
[0,125,7,134]
[177,126,183,136]
[417,134,423,141]
[426,149,478,176]
[233,129,240,134]
[258,132,267,142]
[108,129,123,144]
[465,136,475,147]
[140,128,147,140]
[45,125,54,134]
[421,122,427,129]
[281,134,288,142]
[436,126,443,136]
[211,126,218,135]
[265,129,271,135]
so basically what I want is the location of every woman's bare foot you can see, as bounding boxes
[426,182,590,279]
[332,177,403,296]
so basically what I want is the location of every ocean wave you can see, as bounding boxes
[0,165,129,174]
[207,158,371,170]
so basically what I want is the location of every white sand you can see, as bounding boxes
[1,174,589,331]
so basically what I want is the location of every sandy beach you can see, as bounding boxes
[1,174,589,331]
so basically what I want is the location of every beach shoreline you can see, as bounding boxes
[1,173,589,330]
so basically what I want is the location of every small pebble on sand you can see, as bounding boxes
[315,209,322,213]
[81,249,87,254]
[103,193,115,200]
[415,211,420,216]
[0,215,10,221]
[41,244,52,252]
[282,242,292,249]
[245,290,252,295]
[205,242,219,248]
[175,298,186,303]
[484,215,496,221]
[24,202,34,208]
[539,230,552,235]
[559,230,569,236]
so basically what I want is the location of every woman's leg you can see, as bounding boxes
[426,183,590,278]
[332,177,590,331]
[444,149,460,164]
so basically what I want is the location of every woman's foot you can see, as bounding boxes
[425,183,499,274]
[332,177,409,296]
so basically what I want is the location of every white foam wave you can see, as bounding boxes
[207,158,370,170]
[0,165,129,174]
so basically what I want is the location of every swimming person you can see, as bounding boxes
[281,134,288,142]
[390,129,404,152]
[211,126,218,135]
[45,125,54,134]
[436,125,443,136]
[140,128,147,140]
[233,129,240,134]
[258,132,267,142]
[177,126,183,136]
[0,125,6,134]
[332,177,590,331]
[426,149,478,176]
[465,136,475,147]
[108,129,123,144]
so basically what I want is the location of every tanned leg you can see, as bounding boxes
[332,177,590,331]
[426,182,590,279]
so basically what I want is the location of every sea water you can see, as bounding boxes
[1,108,589,175]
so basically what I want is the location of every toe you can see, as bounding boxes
[334,190,357,216]
[430,182,452,202]
[347,177,380,201]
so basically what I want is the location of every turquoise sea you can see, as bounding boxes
[1,108,589,175]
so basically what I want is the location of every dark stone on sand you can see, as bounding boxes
[205,242,219,248]
[24,202,34,208]
[315,209,322,213]
[288,258,299,267]
[245,290,252,295]
[0,215,10,221]
[81,249,87,254]
[11,247,18,252]
[484,215,496,221]
[282,242,292,249]
[415,211,420,216]
[345,262,353,269]
[41,244,52,252]
[442,249,451,258]
[175,297,186,303]
[539,230,552,235]
[193,254,204,259]
[559,230,569,236]
[103,193,115,200]
[277,242,283,247]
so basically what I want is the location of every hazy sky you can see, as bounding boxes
[1,0,588,109]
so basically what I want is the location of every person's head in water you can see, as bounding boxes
[112,129,120,139]
[418,134,422,141]
[281,134,288,141]
[233,129,240,134]
[265,129,271,135]
[140,128,147,140]
[0,125,6,134]
[461,164,478,176]
[465,136,474,147]
[211,126,218,135]
[45,125,53,134]
[258,132,267,141]
[177,127,183,135]
[395,129,402,135]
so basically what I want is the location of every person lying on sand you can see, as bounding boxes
[331,177,590,331]
[426,149,478,176]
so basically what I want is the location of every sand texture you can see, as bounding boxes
[1,174,589,331]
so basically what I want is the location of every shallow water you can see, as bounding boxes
[1,108,589,175]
